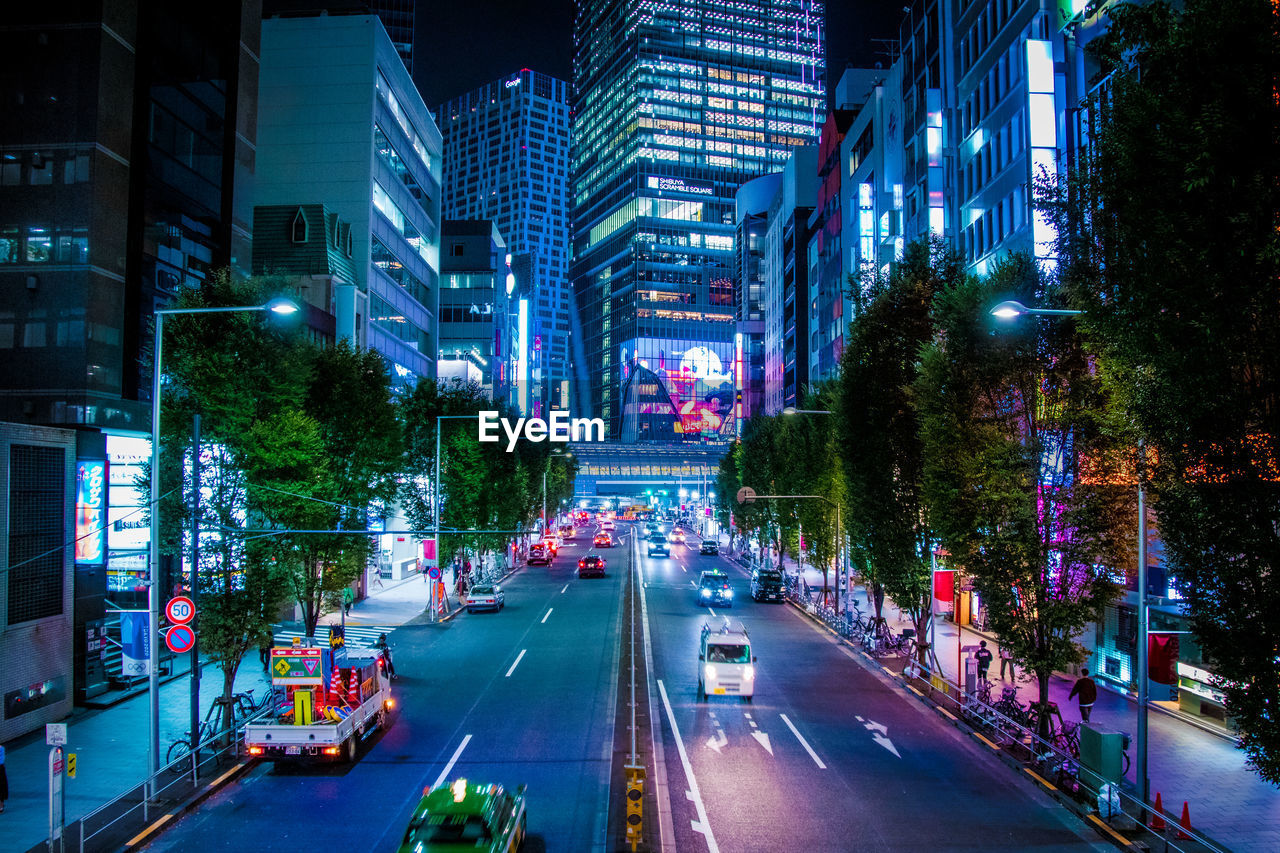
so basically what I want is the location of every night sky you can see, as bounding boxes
[414,0,906,111]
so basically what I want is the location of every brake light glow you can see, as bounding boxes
[248,746,263,755]
[385,698,396,709]
[323,747,340,755]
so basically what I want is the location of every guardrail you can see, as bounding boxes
[69,701,272,853]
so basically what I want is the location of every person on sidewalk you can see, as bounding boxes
[974,640,993,682]
[1069,668,1098,722]
[0,742,7,812]
[342,587,354,617]
[999,645,1016,680]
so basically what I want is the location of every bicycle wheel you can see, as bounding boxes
[167,739,192,767]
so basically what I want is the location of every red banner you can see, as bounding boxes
[1149,633,1180,685]
[933,570,955,602]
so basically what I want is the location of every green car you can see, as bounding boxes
[399,779,527,852]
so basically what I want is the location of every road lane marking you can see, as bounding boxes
[561,583,569,593]
[1087,814,1137,848]
[431,734,472,790]
[637,538,676,853]
[1023,767,1057,792]
[541,607,553,624]
[971,731,1001,751]
[780,714,826,769]
[657,679,720,853]
[505,648,527,677]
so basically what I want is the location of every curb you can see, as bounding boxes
[121,759,258,851]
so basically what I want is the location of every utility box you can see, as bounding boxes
[1078,723,1127,784]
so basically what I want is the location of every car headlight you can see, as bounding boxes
[744,665,755,680]
[704,664,717,680]
[725,590,734,598]
[700,589,710,597]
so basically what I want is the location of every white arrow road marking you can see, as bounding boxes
[541,607,553,624]
[751,731,774,755]
[658,680,720,853]
[864,720,888,736]
[505,648,526,677]
[430,734,472,790]
[872,733,901,758]
[705,729,728,753]
[780,714,826,769]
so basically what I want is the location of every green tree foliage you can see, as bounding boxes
[790,383,845,601]
[150,272,308,708]
[916,256,1127,728]
[840,239,960,655]
[1045,0,1280,780]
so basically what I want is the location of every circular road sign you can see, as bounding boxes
[428,565,441,580]
[165,595,195,625]
[165,624,196,654]
[736,486,757,505]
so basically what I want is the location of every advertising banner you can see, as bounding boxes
[75,460,107,565]
[119,610,149,676]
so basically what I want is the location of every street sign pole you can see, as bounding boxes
[47,739,64,853]
[189,413,201,779]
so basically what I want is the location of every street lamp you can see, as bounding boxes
[147,298,297,785]
[782,406,835,415]
[991,298,1152,804]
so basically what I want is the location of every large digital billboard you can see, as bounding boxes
[619,337,735,441]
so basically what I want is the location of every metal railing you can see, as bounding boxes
[70,700,273,853]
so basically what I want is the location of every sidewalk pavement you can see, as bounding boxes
[734,545,1280,853]
[0,572,445,853]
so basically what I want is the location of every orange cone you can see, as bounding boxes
[1177,801,1192,840]
[1149,792,1167,831]
[348,669,361,706]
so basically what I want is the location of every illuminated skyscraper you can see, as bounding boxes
[572,0,825,441]
[438,70,572,417]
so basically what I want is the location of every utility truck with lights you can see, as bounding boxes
[245,645,393,763]
[697,620,756,702]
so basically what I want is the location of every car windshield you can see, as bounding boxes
[756,571,782,582]
[406,813,492,844]
[707,644,750,663]
[470,585,494,595]
[700,574,728,588]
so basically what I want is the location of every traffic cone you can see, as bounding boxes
[328,666,342,706]
[1149,792,1167,830]
[348,668,361,706]
[1177,801,1192,840]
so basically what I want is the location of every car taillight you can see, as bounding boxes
[579,560,584,567]
[248,746,263,755]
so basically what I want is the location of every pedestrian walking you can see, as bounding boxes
[1069,668,1098,722]
[259,628,274,672]
[974,640,993,681]
[342,587,354,617]
[999,645,1016,680]
[455,572,468,601]
[0,742,8,813]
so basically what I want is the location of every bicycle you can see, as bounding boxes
[231,687,273,722]
[166,695,239,767]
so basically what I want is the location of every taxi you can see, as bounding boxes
[593,531,613,548]
[398,778,527,852]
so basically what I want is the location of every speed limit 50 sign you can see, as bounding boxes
[165,595,195,625]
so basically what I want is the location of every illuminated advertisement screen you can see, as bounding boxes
[620,337,735,441]
[75,460,106,564]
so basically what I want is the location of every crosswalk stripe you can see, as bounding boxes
[271,625,392,648]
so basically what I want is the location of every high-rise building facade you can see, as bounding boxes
[263,1,415,74]
[438,220,517,405]
[256,14,442,388]
[572,0,826,440]
[438,69,572,417]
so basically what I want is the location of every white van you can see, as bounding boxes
[697,621,756,702]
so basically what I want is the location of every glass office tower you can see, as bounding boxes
[572,0,825,441]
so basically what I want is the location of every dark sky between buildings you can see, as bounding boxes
[414,0,905,111]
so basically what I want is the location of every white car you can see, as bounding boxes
[465,583,505,613]
[601,519,615,531]
[697,621,755,702]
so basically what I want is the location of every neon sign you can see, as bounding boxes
[75,460,106,565]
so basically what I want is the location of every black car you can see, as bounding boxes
[750,568,785,602]
[578,554,606,578]
[697,570,733,606]
[699,539,720,555]
[647,538,670,558]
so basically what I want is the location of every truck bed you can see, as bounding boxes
[245,690,386,760]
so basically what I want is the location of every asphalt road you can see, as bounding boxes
[142,519,1106,852]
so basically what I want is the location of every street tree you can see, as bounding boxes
[840,239,961,658]
[916,255,1127,733]
[150,272,307,711]
[1043,0,1280,781]
[789,382,844,603]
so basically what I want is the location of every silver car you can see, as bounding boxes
[465,583,505,613]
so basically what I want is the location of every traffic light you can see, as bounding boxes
[624,764,645,851]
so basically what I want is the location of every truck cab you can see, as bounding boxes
[697,621,756,702]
